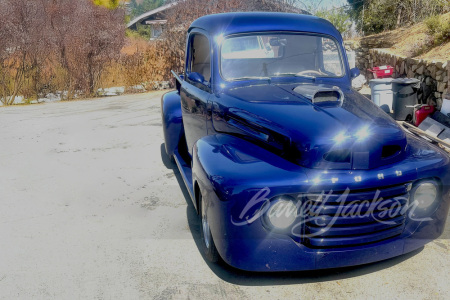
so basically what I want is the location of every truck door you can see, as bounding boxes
[180,31,212,156]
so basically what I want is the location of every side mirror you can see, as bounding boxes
[269,37,287,46]
[350,67,360,79]
[171,70,184,93]
[188,72,205,85]
[175,75,184,93]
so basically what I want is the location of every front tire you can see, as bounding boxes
[199,191,219,263]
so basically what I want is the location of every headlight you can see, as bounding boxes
[412,181,438,210]
[265,196,298,229]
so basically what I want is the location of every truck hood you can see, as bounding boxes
[212,83,407,170]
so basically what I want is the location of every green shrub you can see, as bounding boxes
[349,0,450,35]
[425,15,441,35]
[125,23,152,40]
[316,8,352,38]
[425,15,450,45]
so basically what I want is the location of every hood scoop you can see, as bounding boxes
[293,84,343,106]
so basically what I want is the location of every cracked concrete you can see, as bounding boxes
[0,91,449,299]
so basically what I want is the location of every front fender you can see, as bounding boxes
[192,134,308,203]
[191,134,311,267]
[161,91,183,157]
[191,134,450,271]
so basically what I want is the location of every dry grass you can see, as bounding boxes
[100,37,174,91]
[350,12,450,60]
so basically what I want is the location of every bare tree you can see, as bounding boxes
[47,0,125,97]
[0,0,48,105]
[0,0,125,104]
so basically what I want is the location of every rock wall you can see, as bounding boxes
[345,40,449,110]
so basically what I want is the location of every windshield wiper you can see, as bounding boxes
[295,74,316,81]
[271,73,297,77]
[271,73,316,81]
[229,76,271,81]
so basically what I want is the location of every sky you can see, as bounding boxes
[299,0,348,11]
[321,0,347,9]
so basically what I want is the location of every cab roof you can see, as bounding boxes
[189,12,342,40]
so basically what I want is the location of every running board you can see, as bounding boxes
[173,149,195,203]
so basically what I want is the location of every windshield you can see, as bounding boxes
[220,33,345,81]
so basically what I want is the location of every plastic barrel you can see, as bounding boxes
[369,78,394,112]
[392,78,420,121]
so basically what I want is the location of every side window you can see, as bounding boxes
[189,34,211,82]
[321,37,343,76]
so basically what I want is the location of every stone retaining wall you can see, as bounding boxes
[345,40,449,110]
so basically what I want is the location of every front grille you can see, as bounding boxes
[303,183,410,249]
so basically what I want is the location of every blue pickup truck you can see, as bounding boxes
[161,12,450,271]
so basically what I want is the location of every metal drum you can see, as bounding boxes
[369,78,394,112]
[392,78,420,121]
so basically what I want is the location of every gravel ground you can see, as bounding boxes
[0,91,449,299]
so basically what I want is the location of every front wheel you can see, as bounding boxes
[199,191,219,263]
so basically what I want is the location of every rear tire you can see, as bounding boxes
[198,191,219,263]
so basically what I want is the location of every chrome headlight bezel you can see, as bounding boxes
[410,179,440,213]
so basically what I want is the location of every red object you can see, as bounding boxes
[368,66,394,79]
[414,105,435,126]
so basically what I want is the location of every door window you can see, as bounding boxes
[321,37,343,76]
[189,34,211,82]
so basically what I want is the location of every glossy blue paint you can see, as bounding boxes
[161,12,450,271]
[350,67,361,78]
[161,91,183,157]
[212,84,409,170]
[187,72,206,85]
[190,12,342,42]
[192,134,450,271]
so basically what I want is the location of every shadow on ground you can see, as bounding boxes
[160,143,424,286]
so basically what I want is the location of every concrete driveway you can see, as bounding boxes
[0,91,449,299]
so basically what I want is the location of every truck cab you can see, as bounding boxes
[161,12,450,271]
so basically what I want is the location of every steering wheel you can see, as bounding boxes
[296,70,323,76]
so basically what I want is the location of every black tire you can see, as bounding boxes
[198,191,219,263]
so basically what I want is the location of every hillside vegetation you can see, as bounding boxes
[355,12,450,60]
